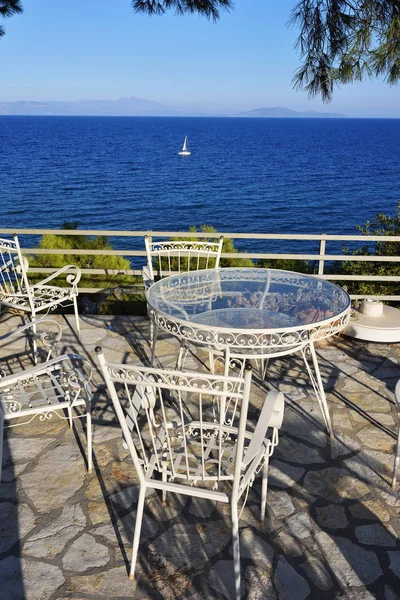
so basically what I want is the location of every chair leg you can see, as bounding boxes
[231,503,242,600]
[260,453,270,524]
[67,406,73,428]
[31,315,38,364]
[86,409,93,473]
[72,295,81,339]
[392,428,400,488]
[129,485,146,580]
[162,464,167,507]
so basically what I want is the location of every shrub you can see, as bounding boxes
[166,224,254,269]
[28,222,145,314]
[339,201,400,301]
[259,257,315,273]
[29,221,133,289]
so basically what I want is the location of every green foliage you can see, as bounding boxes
[0,0,23,38]
[133,0,231,22]
[218,232,254,268]
[166,225,254,270]
[339,200,400,299]
[290,0,400,101]
[259,257,315,274]
[29,223,134,290]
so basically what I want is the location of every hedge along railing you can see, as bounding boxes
[1,228,399,301]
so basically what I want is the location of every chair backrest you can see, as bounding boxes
[144,236,224,282]
[97,348,276,497]
[0,317,63,366]
[0,235,31,298]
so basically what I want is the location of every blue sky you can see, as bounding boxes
[1,0,399,117]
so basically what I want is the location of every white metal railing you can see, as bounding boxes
[0,228,399,301]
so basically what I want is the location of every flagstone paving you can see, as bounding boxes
[0,314,399,600]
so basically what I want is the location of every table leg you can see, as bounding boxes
[255,356,270,381]
[176,342,189,371]
[150,319,158,367]
[300,341,334,438]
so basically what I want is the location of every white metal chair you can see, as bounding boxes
[0,319,92,482]
[0,234,81,341]
[97,347,284,600]
[392,379,400,488]
[143,235,224,367]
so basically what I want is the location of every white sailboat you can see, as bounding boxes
[178,135,191,156]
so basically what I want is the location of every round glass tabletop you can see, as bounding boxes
[148,268,350,329]
[147,268,351,354]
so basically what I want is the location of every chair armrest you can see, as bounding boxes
[242,390,285,469]
[31,265,82,288]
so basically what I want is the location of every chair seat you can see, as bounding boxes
[145,421,271,488]
[0,286,72,313]
[31,285,73,305]
[0,361,89,424]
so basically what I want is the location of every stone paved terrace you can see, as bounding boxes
[1,313,400,600]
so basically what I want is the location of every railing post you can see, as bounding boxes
[146,234,153,277]
[318,236,326,275]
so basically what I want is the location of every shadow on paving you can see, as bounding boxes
[0,434,25,600]
[87,321,400,599]
[90,431,400,599]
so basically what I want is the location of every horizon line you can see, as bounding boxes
[1,114,399,119]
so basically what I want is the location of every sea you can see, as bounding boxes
[1,116,399,258]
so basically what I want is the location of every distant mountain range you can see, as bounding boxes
[0,97,195,117]
[237,107,346,118]
[0,96,347,118]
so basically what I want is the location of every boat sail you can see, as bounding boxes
[178,136,191,156]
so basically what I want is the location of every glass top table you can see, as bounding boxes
[147,268,351,356]
[147,268,351,438]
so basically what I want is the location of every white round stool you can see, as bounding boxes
[343,305,400,343]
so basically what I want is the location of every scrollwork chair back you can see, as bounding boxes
[143,235,224,288]
[0,234,81,340]
[97,347,284,600]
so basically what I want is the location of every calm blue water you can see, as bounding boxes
[1,116,399,255]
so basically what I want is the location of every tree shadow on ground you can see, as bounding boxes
[4,313,400,599]
[0,434,25,599]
